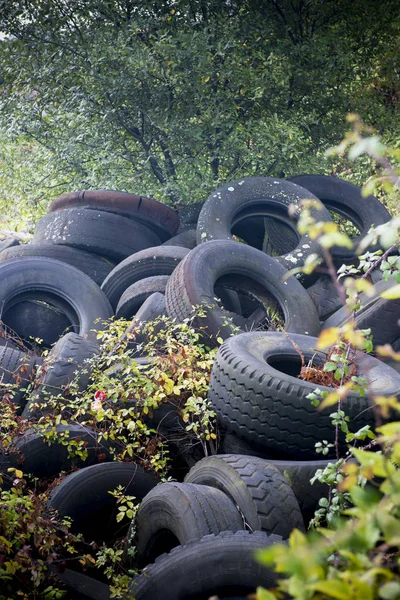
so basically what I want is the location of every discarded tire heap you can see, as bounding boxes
[1,175,399,600]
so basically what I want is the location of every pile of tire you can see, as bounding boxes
[0,175,399,600]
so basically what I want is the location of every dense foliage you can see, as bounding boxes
[0,0,399,228]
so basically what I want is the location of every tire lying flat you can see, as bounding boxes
[209,331,399,458]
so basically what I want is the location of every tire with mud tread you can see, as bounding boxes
[134,481,244,566]
[196,177,332,271]
[129,530,282,600]
[0,243,115,286]
[185,454,304,537]
[33,208,161,262]
[49,189,179,241]
[209,331,398,457]
[102,245,189,309]
[165,240,320,343]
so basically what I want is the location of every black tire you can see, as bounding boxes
[0,346,42,410]
[165,240,320,344]
[101,245,189,309]
[0,257,113,342]
[4,299,73,348]
[220,432,267,458]
[126,292,166,353]
[33,208,161,262]
[129,530,282,600]
[51,568,111,600]
[0,243,115,286]
[0,237,20,251]
[49,189,179,241]
[196,177,332,271]
[134,481,244,566]
[48,462,159,542]
[323,278,400,346]
[185,454,304,537]
[306,275,344,321]
[22,333,99,419]
[263,217,299,255]
[116,276,169,319]
[209,331,398,458]
[11,424,111,479]
[260,458,330,522]
[288,174,391,262]
[177,201,205,233]
[161,229,197,249]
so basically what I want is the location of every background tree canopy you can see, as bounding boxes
[0,0,399,229]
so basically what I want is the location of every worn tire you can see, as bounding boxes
[51,568,111,600]
[0,346,42,411]
[0,257,113,342]
[48,462,159,542]
[185,454,304,537]
[165,240,320,344]
[323,278,400,346]
[289,174,391,262]
[116,275,169,319]
[161,229,197,249]
[209,331,399,458]
[49,189,179,241]
[129,530,281,600]
[134,481,244,566]
[196,177,332,271]
[102,245,189,310]
[22,333,99,419]
[0,237,20,252]
[33,208,161,262]
[126,292,166,353]
[11,424,111,479]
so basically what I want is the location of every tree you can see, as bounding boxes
[0,0,399,222]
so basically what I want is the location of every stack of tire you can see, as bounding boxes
[0,176,399,600]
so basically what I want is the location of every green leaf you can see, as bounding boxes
[379,581,400,600]
[309,579,350,599]
[381,285,400,300]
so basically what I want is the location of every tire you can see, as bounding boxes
[134,481,244,566]
[48,462,159,542]
[102,245,189,309]
[33,208,161,262]
[22,333,99,419]
[0,237,20,251]
[288,174,391,262]
[177,201,205,233]
[129,530,282,600]
[126,292,166,353]
[0,243,116,286]
[185,454,304,538]
[260,458,330,522]
[0,346,42,411]
[11,424,111,479]
[220,432,267,458]
[161,229,197,249]
[306,275,344,321]
[196,177,332,271]
[165,240,320,344]
[4,299,73,348]
[263,217,300,255]
[51,568,111,600]
[49,189,179,241]
[116,276,169,319]
[209,331,398,458]
[323,278,400,346]
[0,257,113,342]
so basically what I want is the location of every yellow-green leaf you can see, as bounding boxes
[381,285,400,300]
[317,327,340,349]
